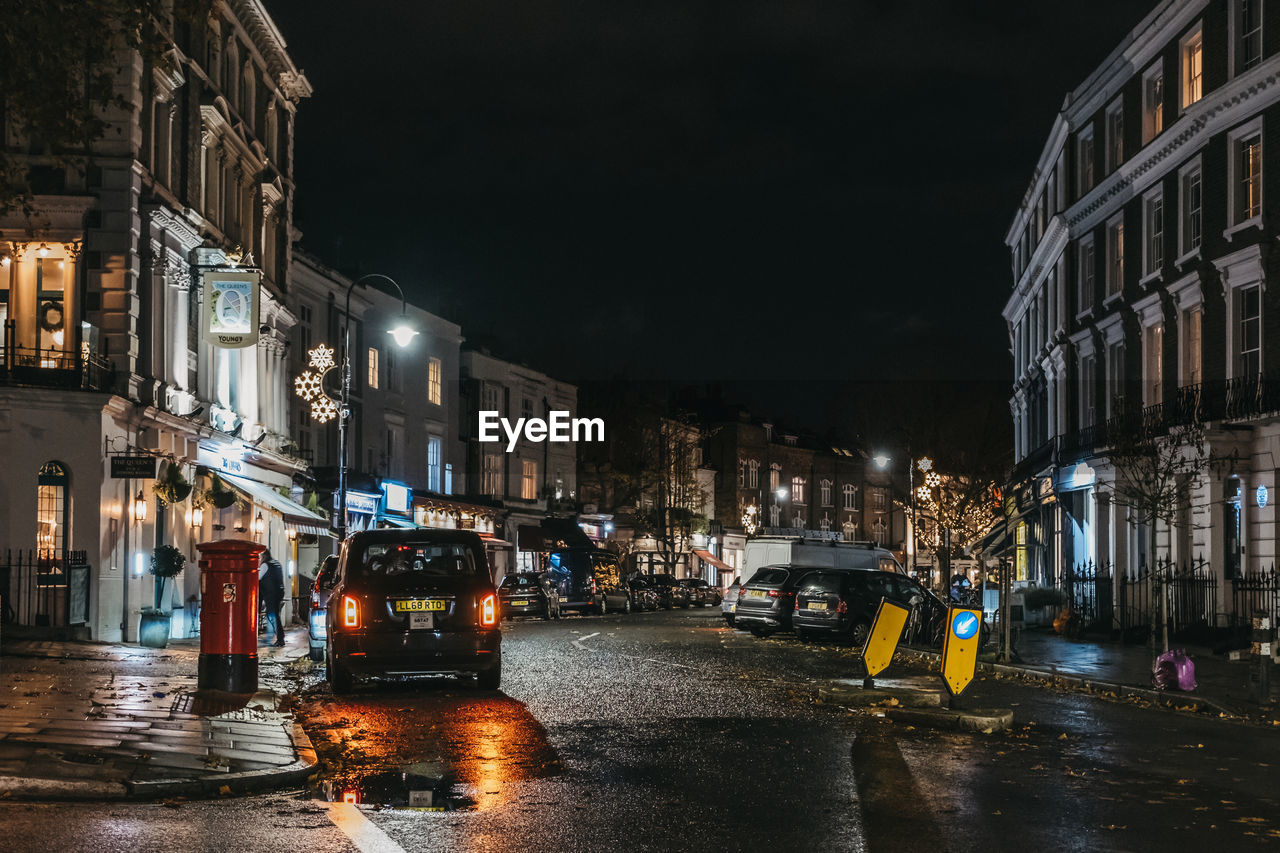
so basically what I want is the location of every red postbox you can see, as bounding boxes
[197,539,265,693]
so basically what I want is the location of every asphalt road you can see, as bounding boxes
[3,607,1280,852]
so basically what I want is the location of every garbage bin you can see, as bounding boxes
[196,539,265,693]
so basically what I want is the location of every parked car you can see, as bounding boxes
[647,573,689,609]
[308,555,339,662]
[498,572,560,620]
[733,565,816,636]
[545,548,632,614]
[792,569,949,646]
[325,529,502,694]
[721,577,742,626]
[677,578,720,607]
[627,576,660,611]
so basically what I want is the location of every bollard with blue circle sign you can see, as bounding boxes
[940,606,983,708]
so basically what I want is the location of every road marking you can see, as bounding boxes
[643,658,695,669]
[571,631,600,650]
[327,802,407,853]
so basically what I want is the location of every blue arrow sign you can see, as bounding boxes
[951,610,979,640]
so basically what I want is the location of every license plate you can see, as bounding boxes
[806,602,828,611]
[729,603,736,612]
[746,590,766,599]
[512,600,530,607]
[395,599,446,612]
[409,612,435,630]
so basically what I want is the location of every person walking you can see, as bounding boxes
[259,548,286,647]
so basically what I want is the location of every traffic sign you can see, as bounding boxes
[862,598,910,681]
[940,606,983,696]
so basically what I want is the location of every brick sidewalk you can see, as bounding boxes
[0,629,316,799]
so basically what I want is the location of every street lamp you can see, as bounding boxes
[251,512,266,538]
[132,490,148,523]
[337,274,417,541]
[776,488,788,501]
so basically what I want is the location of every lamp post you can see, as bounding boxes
[336,274,417,541]
[874,447,917,581]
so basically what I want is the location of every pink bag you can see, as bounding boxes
[1153,649,1197,691]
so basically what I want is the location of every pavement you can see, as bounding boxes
[0,626,316,800]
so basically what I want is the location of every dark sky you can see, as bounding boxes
[269,0,1157,424]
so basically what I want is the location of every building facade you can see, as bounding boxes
[0,2,314,641]
[1005,0,1280,620]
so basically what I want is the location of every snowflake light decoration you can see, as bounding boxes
[916,456,933,473]
[294,371,322,401]
[308,343,335,373]
[925,471,941,488]
[916,485,934,504]
[310,395,338,424]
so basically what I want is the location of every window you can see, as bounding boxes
[769,504,781,527]
[1239,285,1262,376]
[1181,25,1204,109]
[843,483,857,510]
[1106,100,1124,172]
[1183,307,1203,385]
[1077,236,1095,314]
[482,383,501,414]
[737,458,746,487]
[820,479,832,506]
[1235,132,1263,224]
[444,463,453,495]
[872,516,887,546]
[1106,218,1124,298]
[366,347,379,389]
[1079,353,1096,428]
[1106,342,1125,418]
[37,461,69,554]
[298,304,312,355]
[427,357,442,405]
[521,460,538,500]
[1076,127,1095,197]
[842,519,857,541]
[1144,192,1164,276]
[792,476,805,504]
[1145,325,1163,406]
[482,453,501,496]
[428,436,442,492]
[820,514,831,533]
[769,463,781,494]
[1143,62,1164,144]
[872,488,886,510]
[747,459,759,488]
[793,513,805,529]
[1238,0,1263,73]
[1181,165,1203,254]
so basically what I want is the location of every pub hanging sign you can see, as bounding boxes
[203,270,260,349]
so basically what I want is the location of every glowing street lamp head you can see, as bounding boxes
[132,490,148,522]
[776,488,788,501]
[388,324,418,348]
[873,454,891,469]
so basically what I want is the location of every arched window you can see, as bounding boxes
[747,459,759,488]
[842,519,857,541]
[769,504,780,527]
[241,60,256,125]
[791,476,805,504]
[843,483,857,510]
[792,513,804,529]
[820,479,832,506]
[37,461,69,554]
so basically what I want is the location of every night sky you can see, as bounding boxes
[269,0,1157,431]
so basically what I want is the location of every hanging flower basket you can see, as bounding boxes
[205,472,239,509]
[153,462,193,505]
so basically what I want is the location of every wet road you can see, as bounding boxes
[4,607,1280,852]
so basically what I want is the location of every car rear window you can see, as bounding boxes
[500,575,538,588]
[353,542,479,577]
[802,572,844,593]
[748,568,790,586]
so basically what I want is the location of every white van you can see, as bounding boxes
[741,537,903,580]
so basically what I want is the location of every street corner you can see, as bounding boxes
[818,676,945,709]
[883,705,1015,734]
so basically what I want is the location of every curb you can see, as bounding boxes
[817,681,944,708]
[0,720,318,803]
[885,706,1015,732]
[896,646,1238,718]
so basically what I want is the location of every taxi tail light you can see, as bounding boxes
[480,593,498,627]
[837,599,848,614]
[794,596,800,612]
[342,595,360,629]
[767,590,780,598]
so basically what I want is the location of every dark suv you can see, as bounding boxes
[677,578,720,607]
[325,529,501,694]
[498,572,560,620]
[733,565,815,636]
[646,573,688,609]
[545,548,631,614]
[793,569,947,646]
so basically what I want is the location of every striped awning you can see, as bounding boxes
[221,474,330,536]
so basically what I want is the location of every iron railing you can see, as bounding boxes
[0,344,114,393]
[1,548,90,627]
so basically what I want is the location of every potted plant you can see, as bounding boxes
[153,462,193,505]
[139,544,186,648]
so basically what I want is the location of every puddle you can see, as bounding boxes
[313,766,477,811]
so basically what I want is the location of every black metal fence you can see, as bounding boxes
[1,549,90,627]
[1061,561,1113,628]
[0,342,115,393]
[1230,568,1280,629]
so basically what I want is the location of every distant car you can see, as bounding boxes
[325,529,501,694]
[792,569,950,646]
[721,578,742,626]
[308,555,339,662]
[733,565,815,637]
[545,548,632,614]
[498,572,560,620]
[627,576,660,611]
[647,574,689,609]
[677,578,720,608]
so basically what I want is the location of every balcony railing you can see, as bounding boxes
[0,345,115,393]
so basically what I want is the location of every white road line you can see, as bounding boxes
[327,802,407,853]
[571,631,600,650]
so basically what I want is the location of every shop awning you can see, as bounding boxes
[376,516,419,530]
[221,474,330,536]
[692,548,732,572]
[973,522,1012,557]
[480,538,514,549]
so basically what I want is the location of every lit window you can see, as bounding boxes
[428,436,442,492]
[1182,165,1203,253]
[427,357,442,405]
[1142,62,1164,144]
[1237,133,1263,223]
[1146,325,1163,406]
[792,477,805,505]
[1182,26,1204,109]
[367,347,379,389]
[521,460,538,500]
[769,463,781,493]
[1182,307,1202,385]
[483,454,501,496]
[820,479,832,507]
